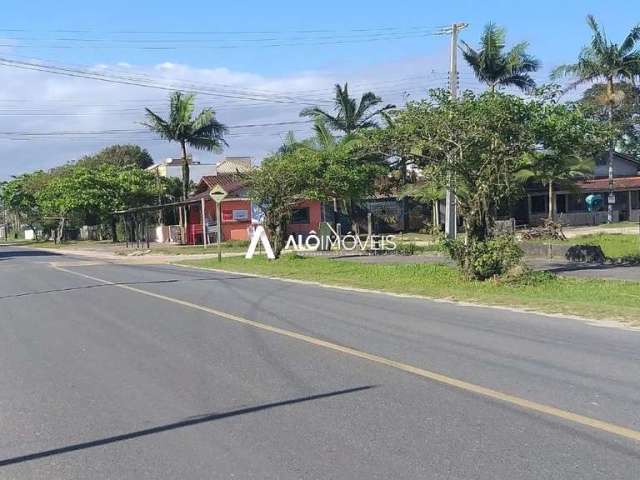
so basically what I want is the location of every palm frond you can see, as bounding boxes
[620,25,640,54]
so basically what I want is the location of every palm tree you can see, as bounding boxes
[552,15,640,222]
[144,91,227,202]
[460,22,541,93]
[300,83,395,134]
[517,153,594,221]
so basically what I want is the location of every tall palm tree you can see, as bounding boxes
[144,91,227,201]
[552,15,640,222]
[300,83,395,134]
[460,22,541,93]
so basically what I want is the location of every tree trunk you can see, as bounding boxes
[110,216,118,243]
[547,181,554,222]
[180,140,190,236]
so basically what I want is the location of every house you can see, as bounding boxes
[184,174,323,244]
[146,156,253,185]
[522,152,640,226]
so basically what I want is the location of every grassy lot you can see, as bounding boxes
[523,233,640,259]
[575,233,640,259]
[181,255,640,324]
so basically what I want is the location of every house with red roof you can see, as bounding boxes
[184,174,323,244]
[521,152,640,226]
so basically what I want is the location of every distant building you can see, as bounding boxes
[146,156,252,185]
[520,152,640,226]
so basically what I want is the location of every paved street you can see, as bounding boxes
[1,245,640,479]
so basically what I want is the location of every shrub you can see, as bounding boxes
[443,235,524,280]
[395,242,418,256]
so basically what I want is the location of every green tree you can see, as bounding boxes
[245,151,315,258]
[518,91,605,221]
[0,171,50,237]
[578,82,640,157]
[460,22,541,93]
[552,15,640,221]
[143,91,227,201]
[36,165,161,242]
[300,83,395,134]
[376,90,535,278]
[76,144,154,169]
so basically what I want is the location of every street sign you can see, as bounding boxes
[209,185,228,203]
[208,185,227,262]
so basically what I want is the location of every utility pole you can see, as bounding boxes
[444,22,468,239]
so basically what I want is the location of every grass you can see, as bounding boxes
[574,233,640,259]
[522,233,640,259]
[180,255,640,324]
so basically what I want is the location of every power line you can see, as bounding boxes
[0,30,452,51]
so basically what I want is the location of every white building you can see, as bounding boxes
[146,156,252,183]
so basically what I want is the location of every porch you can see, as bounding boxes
[527,189,640,226]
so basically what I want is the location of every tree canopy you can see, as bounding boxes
[76,144,154,169]
[460,22,541,92]
[300,83,395,134]
[144,91,227,200]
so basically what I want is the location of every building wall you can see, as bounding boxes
[187,198,252,242]
[187,198,322,243]
[286,200,322,236]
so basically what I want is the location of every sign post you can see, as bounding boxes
[209,186,228,262]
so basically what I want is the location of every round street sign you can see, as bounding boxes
[209,185,228,203]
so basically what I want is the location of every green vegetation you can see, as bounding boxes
[460,22,540,93]
[575,233,640,259]
[76,144,154,170]
[181,255,640,323]
[523,233,640,259]
[0,164,174,242]
[143,91,227,201]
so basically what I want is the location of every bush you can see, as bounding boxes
[443,235,524,280]
[395,242,418,256]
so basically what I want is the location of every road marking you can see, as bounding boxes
[53,264,640,444]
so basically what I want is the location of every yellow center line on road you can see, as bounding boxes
[53,264,640,444]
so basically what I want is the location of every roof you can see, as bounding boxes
[576,176,640,192]
[200,174,246,193]
[189,173,249,201]
[614,152,640,167]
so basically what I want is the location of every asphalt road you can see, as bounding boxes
[1,245,640,479]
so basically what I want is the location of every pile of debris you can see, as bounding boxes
[520,220,567,241]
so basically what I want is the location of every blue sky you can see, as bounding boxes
[1,0,639,177]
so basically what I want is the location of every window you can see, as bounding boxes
[632,191,640,210]
[530,195,546,214]
[556,194,567,214]
[291,207,310,224]
[568,194,586,212]
[232,209,249,221]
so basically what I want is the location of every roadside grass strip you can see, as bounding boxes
[180,255,640,323]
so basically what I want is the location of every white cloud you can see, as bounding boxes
[0,49,454,179]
